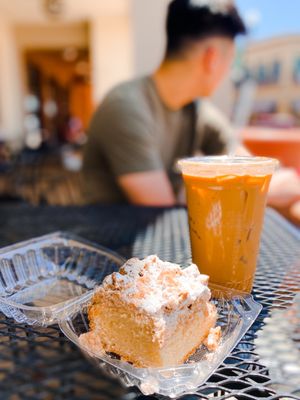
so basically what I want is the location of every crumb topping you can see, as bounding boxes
[100,255,211,315]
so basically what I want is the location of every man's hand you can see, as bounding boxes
[118,170,176,206]
[235,145,300,221]
[268,168,300,208]
[290,200,300,226]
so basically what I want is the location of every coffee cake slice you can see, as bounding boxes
[80,255,220,367]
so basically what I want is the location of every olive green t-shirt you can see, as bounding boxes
[82,76,233,204]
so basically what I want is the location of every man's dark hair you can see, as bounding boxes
[166,0,246,58]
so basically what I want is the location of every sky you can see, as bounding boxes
[236,0,300,40]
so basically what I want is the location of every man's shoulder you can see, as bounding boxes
[88,77,153,140]
[101,76,150,112]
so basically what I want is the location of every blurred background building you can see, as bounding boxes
[0,0,299,205]
[245,35,300,124]
[0,0,170,149]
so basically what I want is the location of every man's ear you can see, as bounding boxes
[202,46,218,74]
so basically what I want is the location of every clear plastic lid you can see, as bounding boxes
[178,156,279,177]
[0,232,125,326]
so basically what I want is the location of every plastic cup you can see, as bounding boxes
[178,156,279,293]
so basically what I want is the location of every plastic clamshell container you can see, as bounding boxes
[0,232,125,326]
[59,286,262,398]
[0,233,262,397]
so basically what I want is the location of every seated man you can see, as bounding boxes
[83,0,300,223]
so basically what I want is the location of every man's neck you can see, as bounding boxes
[152,60,202,110]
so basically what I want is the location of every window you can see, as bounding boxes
[254,61,281,85]
[270,61,281,83]
[294,57,300,84]
[256,64,267,84]
[291,99,300,115]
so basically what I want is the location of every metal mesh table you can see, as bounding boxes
[0,204,299,400]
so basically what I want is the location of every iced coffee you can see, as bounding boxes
[179,156,278,293]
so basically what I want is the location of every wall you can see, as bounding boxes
[15,22,89,50]
[90,15,133,104]
[130,0,169,76]
[0,19,23,143]
[88,0,170,103]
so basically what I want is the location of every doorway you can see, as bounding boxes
[25,48,93,147]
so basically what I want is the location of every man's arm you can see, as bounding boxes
[118,170,176,206]
[91,98,176,206]
[267,168,300,208]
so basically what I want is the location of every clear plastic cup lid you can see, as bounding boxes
[178,156,279,177]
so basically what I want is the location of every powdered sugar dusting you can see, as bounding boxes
[101,255,211,315]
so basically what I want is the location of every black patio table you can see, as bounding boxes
[0,202,299,400]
